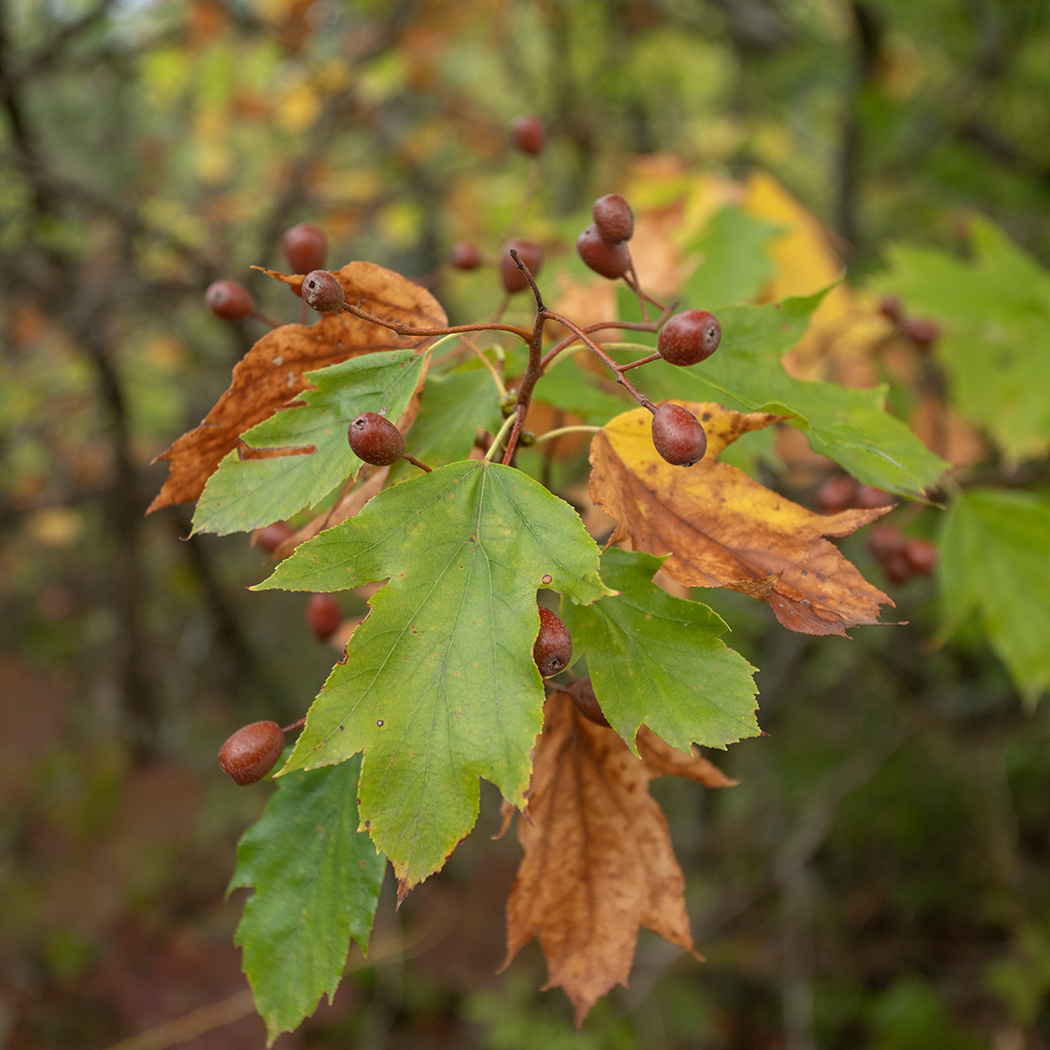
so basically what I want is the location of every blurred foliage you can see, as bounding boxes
[2,0,1050,1048]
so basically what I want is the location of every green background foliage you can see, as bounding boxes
[3,0,1050,1047]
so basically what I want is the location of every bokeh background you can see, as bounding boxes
[3,0,1050,1047]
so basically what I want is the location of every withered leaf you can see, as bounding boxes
[502,693,732,1026]
[148,262,445,513]
[589,402,893,636]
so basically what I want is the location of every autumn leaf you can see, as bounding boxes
[589,402,893,636]
[148,261,446,513]
[254,461,612,891]
[502,692,733,1026]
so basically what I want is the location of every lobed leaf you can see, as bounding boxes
[148,261,445,513]
[878,218,1050,461]
[938,487,1050,707]
[502,693,733,1026]
[635,295,946,496]
[193,349,426,534]
[562,548,759,755]
[589,402,894,636]
[254,461,613,889]
[229,755,385,1044]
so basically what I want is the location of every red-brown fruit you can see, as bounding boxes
[566,677,610,728]
[449,241,483,270]
[902,536,938,576]
[283,222,328,274]
[905,317,941,350]
[511,114,546,156]
[205,280,255,320]
[576,224,630,279]
[347,412,405,466]
[592,193,634,242]
[218,721,285,785]
[256,521,293,552]
[816,475,858,514]
[301,270,345,313]
[533,605,573,678]
[857,485,894,509]
[651,403,708,467]
[499,238,544,294]
[868,522,904,561]
[878,295,903,325]
[306,593,341,642]
[657,310,722,366]
[882,550,913,585]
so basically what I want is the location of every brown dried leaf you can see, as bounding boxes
[589,402,893,636]
[147,261,445,513]
[503,693,733,1026]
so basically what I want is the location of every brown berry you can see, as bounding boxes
[878,295,903,325]
[651,403,708,467]
[347,412,406,466]
[511,115,546,156]
[306,593,341,642]
[301,270,345,313]
[499,238,544,294]
[218,721,285,785]
[592,194,634,242]
[283,223,328,274]
[902,536,938,576]
[658,310,722,366]
[882,550,913,585]
[449,241,483,270]
[857,485,894,509]
[533,605,573,678]
[868,523,904,561]
[816,476,857,514]
[256,521,293,552]
[566,677,610,727]
[205,280,254,320]
[576,224,630,279]
[904,318,941,350]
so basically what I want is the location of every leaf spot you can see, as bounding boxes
[542,574,552,585]
[376,719,384,727]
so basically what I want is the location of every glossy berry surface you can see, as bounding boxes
[658,310,721,366]
[651,403,708,467]
[301,270,345,313]
[592,194,634,242]
[903,536,938,576]
[499,238,544,294]
[347,412,405,466]
[566,677,610,728]
[218,721,284,785]
[283,222,328,274]
[449,242,483,270]
[511,114,546,156]
[256,520,293,552]
[816,475,857,515]
[533,605,573,678]
[205,280,254,320]
[576,225,630,279]
[306,593,341,642]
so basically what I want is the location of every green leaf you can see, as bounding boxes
[878,218,1050,460]
[680,205,780,307]
[562,548,759,755]
[229,755,385,1043]
[389,365,501,478]
[254,461,612,887]
[193,350,426,535]
[534,354,632,424]
[636,294,947,496]
[938,487,1050,707]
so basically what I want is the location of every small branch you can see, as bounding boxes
[340,300,532,342]
[402,452,432,473]
[538,304,675,373]
[542,309,656,413]
[533,425,601,444]
[617,351,662,372]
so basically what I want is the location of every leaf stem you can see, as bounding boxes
[484,413,518,463]
[533,425,601,444]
